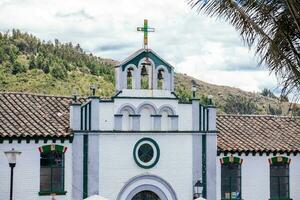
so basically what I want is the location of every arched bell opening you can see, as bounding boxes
[141,58,152,89]
[127,67,134,89]
[157,69,165,90]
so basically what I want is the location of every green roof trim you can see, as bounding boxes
[121,50,172,73]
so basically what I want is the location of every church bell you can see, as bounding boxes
[157,69,164,80]
[127,69,132,77]
[141,65,148,76]
[141,57,151,76]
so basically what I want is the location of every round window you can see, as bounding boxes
[133,138,160,169]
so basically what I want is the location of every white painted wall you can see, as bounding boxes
[217,154,300,200]
[107,98,193,131]
[98,133,194,200]
[0,141,72,200]
[99,102,114,130]
[178,104,193,130]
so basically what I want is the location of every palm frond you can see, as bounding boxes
[189,0,300,96]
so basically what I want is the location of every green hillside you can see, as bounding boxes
[0,30,299,115]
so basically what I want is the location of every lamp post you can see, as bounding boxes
[193,180,204,199]
[4,148,21,200]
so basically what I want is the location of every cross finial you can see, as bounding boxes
[137,19,155,49]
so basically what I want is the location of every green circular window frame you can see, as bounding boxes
[133,138,160,169]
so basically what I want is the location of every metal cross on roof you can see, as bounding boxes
[137,19,155,49]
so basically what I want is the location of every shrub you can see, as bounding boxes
[11,61,27,74]
[224,95,258,114]
[50,64,67,79]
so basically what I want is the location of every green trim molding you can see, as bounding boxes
[38,144,67,153]
[121,50,173,73]
[269,156,291,165]
[133,137,160,169]
[269,198,293,200]
[39,191,67,196]
[220,156,243,165]
[221,199,243,200]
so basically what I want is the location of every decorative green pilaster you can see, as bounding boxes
[202,134,207,198]
[83,134,88,199]
[81,101,92,199]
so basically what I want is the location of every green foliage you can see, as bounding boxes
[11,61,27,75]
[290,105,300,116]
[280,95,289,102]
[50,63,67,79]
[199,95,211,106]
[189,1,300,96]
[224,95,258,114]
[261,88,277,99]
[176,85,192,102]
[267,104,282,115]
[0,29,114,81]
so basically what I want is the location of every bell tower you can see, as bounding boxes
[115,19,174,93]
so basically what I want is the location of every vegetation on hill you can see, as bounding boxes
[0,30,115,96]
[0,30,299,115]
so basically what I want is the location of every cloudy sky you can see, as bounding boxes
[0,0,279,93]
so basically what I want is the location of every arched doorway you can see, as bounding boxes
[132,190,160,200]
[117,174,178,200]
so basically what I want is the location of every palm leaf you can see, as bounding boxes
[189,0,300,96]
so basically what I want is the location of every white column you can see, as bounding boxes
[114,115,123,130]
[70,102,81,130]
[72,134,83,200]
[90,97,100,130]
[206,106,217,200]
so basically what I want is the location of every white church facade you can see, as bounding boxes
[70,48,217,200]
[1,21,300,200]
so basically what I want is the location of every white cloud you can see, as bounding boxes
[0,0,278,93]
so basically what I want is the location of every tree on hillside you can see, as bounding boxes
[261,88,277,99]
[189,0,300,96]
[224,95,258,114]
[11,61,27,75]
[51,63,67,79]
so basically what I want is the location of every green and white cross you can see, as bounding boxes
[137,19,155,49]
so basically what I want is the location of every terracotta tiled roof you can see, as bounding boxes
[0,92,72,138]
[217,114,300,154]
[1,93,300,153]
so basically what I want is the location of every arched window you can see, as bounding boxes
[122,110,131,130]
[157,69,164,90]
[220,156,243,200]
[39,145,67,195]
[269,156,291,199]
[140,107,152,130]
[118,105,135,131]
[158,105,175,131]
[126,67,134,89]
[161,111,170,131]
[132,190,160,200]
